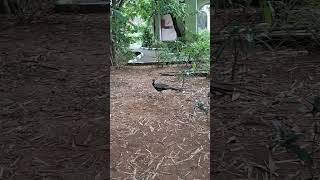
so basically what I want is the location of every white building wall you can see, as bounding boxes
[160,14,177,41]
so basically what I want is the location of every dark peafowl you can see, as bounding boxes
[152,79,181,92]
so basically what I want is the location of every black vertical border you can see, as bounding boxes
[209,0,214,179]
[106,2,111,179]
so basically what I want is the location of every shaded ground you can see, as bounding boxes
[110,66,210,179]
[0,14,108,179]
[211,49,320,179]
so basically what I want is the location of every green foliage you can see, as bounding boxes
[196,100,208,114]
[140,25,154,47]
[154,41,176,65]
[111,8,135,65]
[154,30,210,73]
[182,30,210,72]
[111,0,188,65]
[153,0,187,18]
[165,40,185,54]
[123,0,187,21]
[135,0,187,42]
[150,41,164,48]
[155,40,187,66]
[153,31,209,89]
[122,0,153,20]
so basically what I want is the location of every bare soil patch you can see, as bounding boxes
[110,66,210,179]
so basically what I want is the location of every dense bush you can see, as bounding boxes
[141,25,153,47]
[111,8,135,66]
[184,31,210,64]
[156,30,210,72]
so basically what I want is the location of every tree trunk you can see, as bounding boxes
[169,13,182,37]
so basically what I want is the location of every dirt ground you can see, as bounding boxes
[0,14,109,179]
[1,11,319,180]
[211,49,320,179]
[110,66,210,179]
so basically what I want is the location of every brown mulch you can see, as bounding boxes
[211,49,320,179]
[1,11,319,180]
[0,14,109,179]
[110,66,210,179]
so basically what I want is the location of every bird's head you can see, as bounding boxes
[152,79,156,86]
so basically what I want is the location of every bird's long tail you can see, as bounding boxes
[169,87,182,91]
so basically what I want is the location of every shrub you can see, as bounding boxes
[141,26,153,47]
